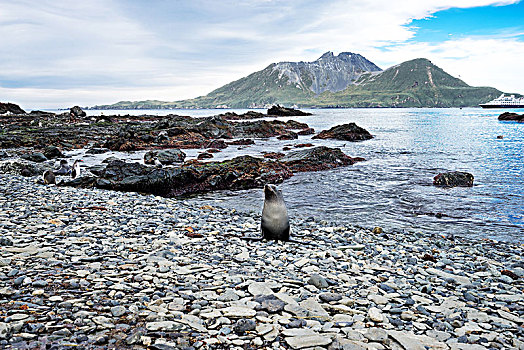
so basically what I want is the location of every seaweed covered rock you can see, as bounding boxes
[433,171,474,187]
[62,156,292,197]
[281,146,364,172]
[313,123,373,141]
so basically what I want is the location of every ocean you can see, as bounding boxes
[79,107,524,242]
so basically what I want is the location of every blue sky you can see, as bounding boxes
[1,0,523,108]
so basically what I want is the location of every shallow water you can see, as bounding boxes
[66,107,524,242]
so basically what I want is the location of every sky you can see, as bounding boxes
[1,0,523,109]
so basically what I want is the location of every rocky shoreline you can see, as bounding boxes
[1,175,523,349]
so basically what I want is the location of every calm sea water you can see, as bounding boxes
[78,108,524,242]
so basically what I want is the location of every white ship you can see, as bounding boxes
[480,94,524,108]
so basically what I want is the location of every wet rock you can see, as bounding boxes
[312,122,373,141]
[277,132,298,140]
[227,138,255,145]
[70,106,86,118]
[62,156,292,197]
[197,152,213,160]
[433,171,474,187]
[43,146,64,159]
[297,128,315,135]
[498,112,524,122]
[267,105,312,116]
[144,149,186,165]
[281,146,364,172]
[20,152,47,163]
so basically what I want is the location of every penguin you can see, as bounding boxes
[54,159,71,176]
[42,170,56,185]
[71,159,83,179]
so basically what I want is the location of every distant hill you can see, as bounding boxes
[91,53,502,109]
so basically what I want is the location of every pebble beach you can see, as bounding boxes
[0,174,523,349]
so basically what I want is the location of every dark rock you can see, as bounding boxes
[205,139,228,149]
[43,146,64,159]
[0,237,13,246]
[61,156,292,197]
[218,111,266,120]
[498,112,524,121]
[227,138,255,146]
[319,293,343,303]
[233,319,256,334]
[254,295,285,313]
[281,146,364,172]
[294,143,313,148]
[277,132,298,140]
[144,149,186,165]
[433,171,474,187]
[197,152,213,160]
[267,105,312,116]
[263,152,285,159]
[297,128,315,135]
[0,102,25,115]
[312,122,373,141]
[70,106,86,118]
[20,152,47,163]
[0,151,10,160]
[287,319,307,328]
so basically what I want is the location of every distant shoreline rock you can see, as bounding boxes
[267,105,312,116]
[312,123,373,142]
[498,112,524,122]
[0,102,25,115]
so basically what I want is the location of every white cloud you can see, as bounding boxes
[0,0,522,108]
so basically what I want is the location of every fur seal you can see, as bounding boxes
[241,184,296,242]
[42,170,56,185]
[261,184,290,241]
[71,159,83,179]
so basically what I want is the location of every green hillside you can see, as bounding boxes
[91,57,502,109]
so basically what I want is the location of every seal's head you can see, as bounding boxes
[264,184,281,201]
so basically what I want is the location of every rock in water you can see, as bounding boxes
[498,112,524,122]
[433,171,474,187]
[281,146,363,172]
[70,106,86,118]
[267,105,312,116]
[312,123,373,141]
[144,149,186,165]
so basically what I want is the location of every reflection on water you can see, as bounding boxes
[70,107,524,242]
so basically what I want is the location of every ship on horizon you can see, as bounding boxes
[480,94,524,108]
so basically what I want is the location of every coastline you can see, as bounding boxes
[1,174,523,349]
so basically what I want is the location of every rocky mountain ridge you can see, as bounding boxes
[91,52,502,109]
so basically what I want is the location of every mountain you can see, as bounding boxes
[92,53,502,109]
